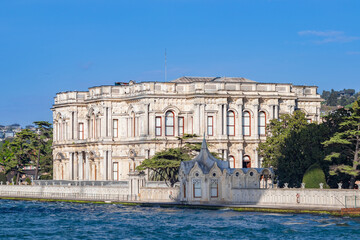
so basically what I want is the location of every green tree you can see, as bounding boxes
[136,147,191,187]
[0,129,37,184]
[136,134,219,187]
[323,99,360,189]
[33,121,53,179]
[259,111,329,187]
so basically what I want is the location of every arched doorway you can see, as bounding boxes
[243,155,251,168]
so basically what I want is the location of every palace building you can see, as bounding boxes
[52,76,322,181]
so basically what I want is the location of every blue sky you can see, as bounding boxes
[0,0,359,126]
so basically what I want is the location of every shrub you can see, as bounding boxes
[25,177,31,185]
[0,172,6,183]
[39,174,52,180]
[302,163,329,188]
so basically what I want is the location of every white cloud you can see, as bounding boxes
[298,30,359,44]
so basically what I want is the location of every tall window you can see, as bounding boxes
[78,123,84,140]
[207,116,213,136]
[155,117,162,136]
[165,111,174,136]
[210,179,218,198]
[113,119,118,138]
[113,162,118,181]
[178,117,184,136]
[243,111,251,136]
[259,111,266,136]
[227,111,235,136]
[183,184,186,198]
[243,155,251,168]
[193,179,201,198]
[229,155,235,168]
[131,112,136,137]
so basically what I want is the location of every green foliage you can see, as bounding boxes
[137,135,218,187]
[136,147,192,187]
[39,174,53,180]
[0,172,6,183]
[25,177,31,185]
[323,98,360,188]
[302,164,328,188]
[0,121,53,184]
[33,121,53,179]
[321,89,359,107]
[258,110,330,187]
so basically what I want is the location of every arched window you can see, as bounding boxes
[210,179,218,198]
[165,111,175,136]
[227,110,235,136]
[242,111,251,136]
[228,155,235,168]
[259,111,266,136]
[193,179,201,198]
[243,155,251,168]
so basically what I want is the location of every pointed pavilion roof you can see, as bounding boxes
[180,136,230,175]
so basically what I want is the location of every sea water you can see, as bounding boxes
[0,199,359,239]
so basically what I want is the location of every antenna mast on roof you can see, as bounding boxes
[165,48,167,82]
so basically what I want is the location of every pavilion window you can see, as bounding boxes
[210,179,218,198]
[178,117,184,136]
[227,111,235,136]
[207,116,213,136]
[228,155,235,168]
[243,111,251,136]
[243,155,251,168]
[165,111,175,136]
[193,179,201,198]
[155,116,162,136]
[113,119,118,138]
[78,123,84,140]
[183,183,186,198]
[259,111,266,136]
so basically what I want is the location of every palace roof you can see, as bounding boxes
[172,76,256,83]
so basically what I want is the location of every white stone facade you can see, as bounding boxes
[52,77,322,181]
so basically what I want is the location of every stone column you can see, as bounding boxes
[275,105,279,119]
[217,104,222,136]
[69,153,73,180]
[254,104,259,139]
[239,149,243,168]
[85,153,90,180]
[201,104,206,135]
[79,153,83,180]
[238,104,243,139]
[149,111,155,138]
[254,149,259,168]
[74,110,78,140]
[74,152,78,180]
[223,104,227,136]
[197,104,201,135]
[145,103,149,136]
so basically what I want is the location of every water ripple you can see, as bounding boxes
[1,200,359,239]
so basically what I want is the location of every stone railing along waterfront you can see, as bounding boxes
[1,181,360,209]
